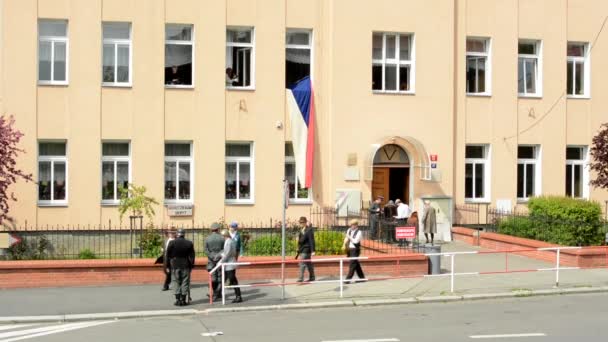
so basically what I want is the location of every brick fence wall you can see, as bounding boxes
[452,227,608,268]
[0,254,428,289]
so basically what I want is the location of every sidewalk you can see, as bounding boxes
[2,241,607,319]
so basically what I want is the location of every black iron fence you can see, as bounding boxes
[0,207,418,260]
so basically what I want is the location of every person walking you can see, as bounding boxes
[296,216,316,282]
[219,229,243,303]
[343,219,366,283]
[161,228,176,291]
[229,221,242,260]
[205,222,225,301]
[423,200,437,245]
[166,228,195,306]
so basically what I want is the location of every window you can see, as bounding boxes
[101,143,130,204]
[226,27,254,89]
[517,145,541,201]
[165,24,193,87]
[225,143,254,203]
[466,38,490,95]
[286,29,312,87]
[372,32,414,93]
[38,142,68,205]
[102,22,132,86]
[518,40,542,96]
[285,143,311,202]
[465,145,490,201]
[566,146,589,198]
[567,42,590,97]
[38,19,68,84]
[164,143,193,203]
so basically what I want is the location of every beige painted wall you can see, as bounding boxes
[2,0,608,228]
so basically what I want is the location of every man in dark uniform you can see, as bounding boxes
[161,228,176,291]
[166,228,195,306]
[296,216,315,282]
[368,196,383,240]
[205,222,225,301]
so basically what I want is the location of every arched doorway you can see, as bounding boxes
[372,144,411,205]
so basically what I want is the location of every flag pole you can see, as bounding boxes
[281,179,287,300]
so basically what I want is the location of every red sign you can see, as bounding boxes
[430,154,438,162]
[395,226,416,239]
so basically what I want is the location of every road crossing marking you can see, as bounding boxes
[470,333,546,339]
[0,327,34,333]
[0,321,115,342]
[201,331,224,337]
[321,339,400,342]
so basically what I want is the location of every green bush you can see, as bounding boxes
[498,196,603,246]
[314,231,346,255]
[138,228,163,258]
[6,235,50,260]
[78,248,97,259]
[245,230,345,256]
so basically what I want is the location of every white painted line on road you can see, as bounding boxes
[321,339,400,342]
[470,333,546,339]
[201,331,224,337]
[0,321,115,342]
[0,326,34,332]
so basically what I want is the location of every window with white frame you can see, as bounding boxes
[101,143,130,204]
[465,145,490,201]
[102,22,132,85]
[38,19,68,84]
[466,38,490,94]
[165,24,193,86]
[517,145,540,200]
[38,142,68,205]
[567,42,590,97]
[225,143,254,202]
[518,40,542,96]
[226,27,254,88]
[285,143,311,202]
[372,32,414,92]
[565,146,589,198]
[286,29,312,88]
[164,143,193,203]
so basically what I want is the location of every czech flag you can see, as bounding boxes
[286,76,315,188]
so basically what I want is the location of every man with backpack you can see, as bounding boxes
[343,219,366,283]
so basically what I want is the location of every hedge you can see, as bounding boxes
[246,230,346,256]
[497,196,604,246]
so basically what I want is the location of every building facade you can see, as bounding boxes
[1,0,607,230]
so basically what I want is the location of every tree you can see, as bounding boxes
[590,123,608,189]
[118,183,159,223]
[0,115,33,225]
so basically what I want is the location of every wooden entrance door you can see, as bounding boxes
[372,167,389,206]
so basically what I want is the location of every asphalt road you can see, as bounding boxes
[2,293,607,342]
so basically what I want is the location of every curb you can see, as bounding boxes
[2,286,608,323]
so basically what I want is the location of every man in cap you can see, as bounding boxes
[205,222,225,301]
[166,228,195,306]
[161,227,177,291]
[296,216,315,282]
[219,229,243,303]
[343,219,366,283]
[368,196,383,240]
[229,221,242,260]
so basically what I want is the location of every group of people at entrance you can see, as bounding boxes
[161,221,243,306]
[297,216,366,283]
[369,196,437,245]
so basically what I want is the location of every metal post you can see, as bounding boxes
[555,248,561,288]
[208,272,213,305]
[221,264,226,305]
[281,179,287,300]
[339,259,344,298]
[450,254,455,293]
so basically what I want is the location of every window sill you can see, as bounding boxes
[516,198,530,204]
[102,83,133,88]
[466,92,492,97]
[567,95,591,100]
[164,201,194,205]
[225,200,255,205]
[38,81,69,87]
[165,85,195,90]
[38,202,68,207]
[101,201,120,206]
[518,94,542,99]
[288,199,313,205]
[464,199,491,204]
[372,90,415,96]
[226,86,255,92]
